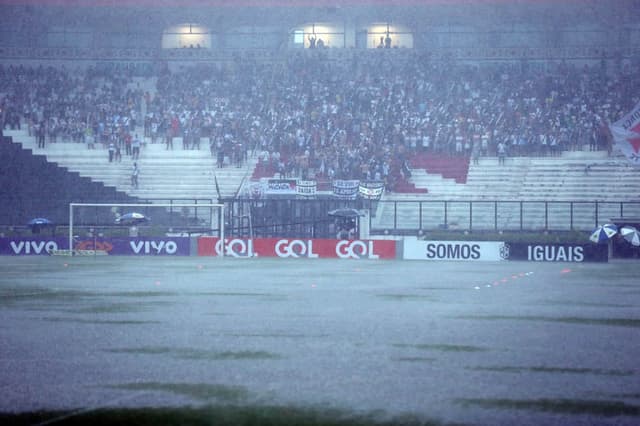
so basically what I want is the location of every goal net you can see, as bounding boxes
[65,203,224,256]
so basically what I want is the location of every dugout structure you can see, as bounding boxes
[68,203,224,255]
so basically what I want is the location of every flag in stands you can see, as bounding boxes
[610,101,640,166]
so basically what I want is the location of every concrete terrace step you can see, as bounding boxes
[7,128,640,215]
[6,129,256,201]
[408,169,462,194]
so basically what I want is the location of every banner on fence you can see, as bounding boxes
[333,180,360,199]
[265,179,297,195]
[358,181,385,200]
[296,180,317,197]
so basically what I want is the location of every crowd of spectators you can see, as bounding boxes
[0,64,142,158]
[2,51,639,191]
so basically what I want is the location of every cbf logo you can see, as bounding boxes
[499,243,510,260]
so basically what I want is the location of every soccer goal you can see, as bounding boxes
[67,202,225,256]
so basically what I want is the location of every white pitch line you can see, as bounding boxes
[0,291,53,298]
[35,391,148,426]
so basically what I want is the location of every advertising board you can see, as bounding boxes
[504,243,608,263]
[197,237,397,259]
[0,237,191,256]
[402,238,508,261]
[0,237,68,255]
[402,239,609,263]
[97,237,191,256]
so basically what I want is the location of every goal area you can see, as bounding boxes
[68,203,224,255]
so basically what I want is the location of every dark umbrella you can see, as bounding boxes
[115,212,150,225]
[328,208,364,218]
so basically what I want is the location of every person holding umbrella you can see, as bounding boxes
[27,218,54,234]
[329,208,363,240]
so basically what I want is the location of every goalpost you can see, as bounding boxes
[67,202,225,256]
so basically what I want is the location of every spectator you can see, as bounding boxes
[108,142,115,163]
[131,162,139,188]
[36,121,45,148]
[2,54,638,189]
[497,140,507,165]
[132,134,141,160]
[472,142,480,165]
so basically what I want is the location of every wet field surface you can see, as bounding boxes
[1,256,639,425]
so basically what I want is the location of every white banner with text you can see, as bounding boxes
[403,238,508,261]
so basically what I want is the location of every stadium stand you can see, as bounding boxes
[1,0,639,233]
[5,129,256,201]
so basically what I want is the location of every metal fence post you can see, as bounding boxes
[444,201,448,228]
[570,202,574,231]
[393,201,397,231]
[519,201,523,231]
[544,201,548,231]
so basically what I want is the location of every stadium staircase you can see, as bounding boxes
[0,135,136,225]
[398,154,471,195]
[5,129,257,203]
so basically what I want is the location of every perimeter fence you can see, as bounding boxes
[222,199,640,238]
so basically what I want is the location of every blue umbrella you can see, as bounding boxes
[28,218,53,226]
[115,212,150,225]
[589,223,618,244]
